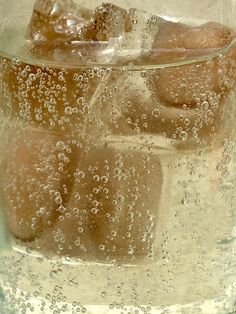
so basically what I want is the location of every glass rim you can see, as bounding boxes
[0,39,235,70]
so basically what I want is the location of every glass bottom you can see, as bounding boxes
[0,282,235,314]
[0,246,236,314]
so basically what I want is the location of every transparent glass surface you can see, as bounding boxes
[0,0,236,313]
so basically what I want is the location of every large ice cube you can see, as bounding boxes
[87,69,195,146]
[149,21,236,147]
[2,127,77,241]
[82,144,162,263]
[150,21,236,107]
[32,143,163,263]
[91,21,236,148]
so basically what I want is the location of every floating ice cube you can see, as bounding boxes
[27,0,92,43]
[27,1,129,64]
[81,3,128,41]
[116,8,162,62]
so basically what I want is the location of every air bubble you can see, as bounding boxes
[93,175,100,182]
[49,270,58,279]
[181,198,189,205]
[65,107,72,115]
[28,73,36,81]
[78,227,84,233]
[152,108,160,117]
[101,291,107,297]
[179,131,188,141]
[55,196,62,205]
[99,244,105,251]
[91,208,99,214]
[21,71,27,78]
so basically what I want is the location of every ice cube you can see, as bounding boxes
[82,144,162,263]
[116,9,162,62]
[27,1,128,64]
[81,3,128,41]
[151,21,235,63]
[91,62,234,149]
[26,0,94,62]
[94,21,236,148]
[3,127,77,241]
[33,143,162,263]
[29,137,96,258]
[32,204,97,259]
[26,0,92,43]
[148,21,236,147]
[150,21,236,107]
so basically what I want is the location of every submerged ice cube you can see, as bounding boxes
[149,21,236,146]
[3,127,77,241]
[32,142,163,263]
[80,145,162,263]
[150,21,236,107]
[91,21,236,148]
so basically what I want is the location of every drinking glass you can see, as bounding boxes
[0,0,236,313]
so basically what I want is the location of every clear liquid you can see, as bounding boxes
[0,134,236,313]
[0,18,236,314]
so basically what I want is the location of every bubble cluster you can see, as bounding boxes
[0,0,236,313]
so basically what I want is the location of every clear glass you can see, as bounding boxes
[0,0,236,313]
